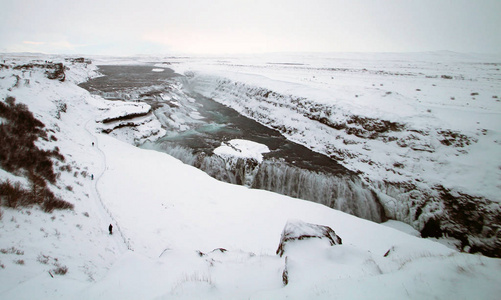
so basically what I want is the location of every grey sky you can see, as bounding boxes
[0,0,500,55]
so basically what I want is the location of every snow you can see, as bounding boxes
[91,98,165,144]
[169,53,501,202]
[151,68,165,72]
[95,101,151,123]
[0,169,30,188]
[1,53,501,299]
[166,52,501,247]
[382,220,421,237]
[213,139,270,163]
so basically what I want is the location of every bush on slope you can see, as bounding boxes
[0,96,72,212]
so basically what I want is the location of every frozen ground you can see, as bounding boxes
[0,53,501,299]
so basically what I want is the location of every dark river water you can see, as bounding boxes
[80,65,349,175]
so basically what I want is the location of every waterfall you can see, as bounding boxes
[143,142,386,223]
[253,159,386,222]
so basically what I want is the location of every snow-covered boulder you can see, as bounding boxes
[213,139,270,163]
[276,219,342,257]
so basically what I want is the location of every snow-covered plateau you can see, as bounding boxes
[0,53,500,299]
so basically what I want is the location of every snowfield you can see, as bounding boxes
[0,53,501,299]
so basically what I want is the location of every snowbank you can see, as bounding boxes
[92,131,501,299]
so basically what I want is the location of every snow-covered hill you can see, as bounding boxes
[1,53,501,299]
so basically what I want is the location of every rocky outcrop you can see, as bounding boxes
[375,180,501,257]
[95,101,165,145]
[276,219,342,257]
[14,62,66,81]
[277,219,343,286]
[437,187,501,257]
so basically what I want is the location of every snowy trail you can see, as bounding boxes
[84,119,133,252]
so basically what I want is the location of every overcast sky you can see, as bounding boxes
[0,0,500,55]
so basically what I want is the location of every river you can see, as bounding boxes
[80,64,386,222]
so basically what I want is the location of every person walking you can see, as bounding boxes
[109,224,113,235]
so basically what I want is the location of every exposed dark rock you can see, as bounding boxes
[373,179,501,257]
[211,248,227,253]
[421,218,442,238]
[438,130,476,147]
[282,256,289,286]
[99,110,152,124]
[383,249,391,257]
[100,122,138,134]
[436,187,501,257]
[13,62,66,81]
[65,57,91,64]
[219,82,404,142]
[309,110,404,140]
[276,219,342,257]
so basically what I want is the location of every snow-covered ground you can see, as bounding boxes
[166,52,501,254]
[1,53,501,299]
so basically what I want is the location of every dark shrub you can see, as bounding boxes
[0,97,61,183]
[52,264,68,275]
[0,180,26,208]
[43,197,73,212]
[0,97,72,213]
